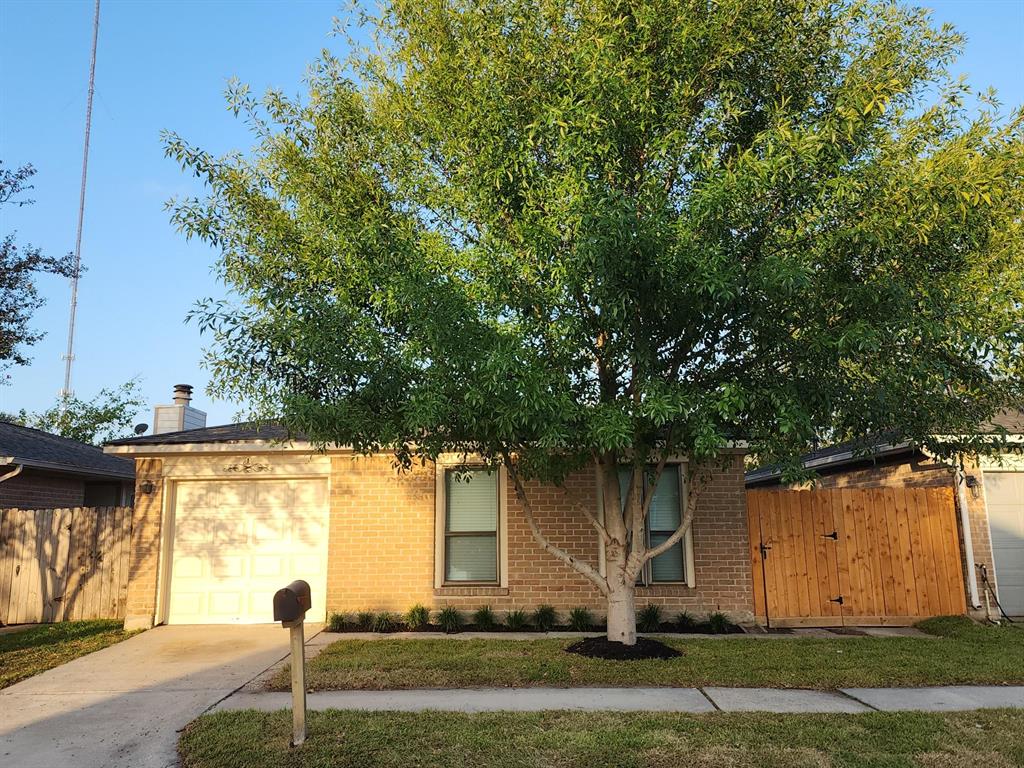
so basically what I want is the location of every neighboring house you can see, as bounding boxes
[0,421,135,508]
[105,418,752,630]
[746,411,1024,618]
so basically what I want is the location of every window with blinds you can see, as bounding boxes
[618,464,686,583]
[444,469,499,582]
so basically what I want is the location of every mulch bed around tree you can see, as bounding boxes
[565,636,682,661]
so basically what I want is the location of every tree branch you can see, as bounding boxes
[572,475,611,545]
[641,463,708,564]
[503,453,609,596]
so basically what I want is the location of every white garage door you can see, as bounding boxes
[986,472,1024,616]
[167,478,329,624]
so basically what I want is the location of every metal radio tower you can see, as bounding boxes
[61,0,101,403]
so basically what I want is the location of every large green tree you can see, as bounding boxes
[1,161,76,376]
[4,379,146,445]
[168,0,1024,643]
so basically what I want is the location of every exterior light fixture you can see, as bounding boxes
[965,475,981,499]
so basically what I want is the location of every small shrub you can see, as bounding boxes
[505,608,528,631]
[373,611,397,633]
[708,611,733,634]
[568,607,593,632]
[675,610,696,632]
[533,604,557,632]
[356,611,374,630]
[638,604,662,633]
[438,606,462,634]
[327,612,347,632]
[405,604,430,630]
[473,605,497,631]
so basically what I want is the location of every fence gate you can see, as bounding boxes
[0,506,133,625]
[746,488,965,627]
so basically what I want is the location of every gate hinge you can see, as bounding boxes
[829,595,844,605]
[821,530,839,540]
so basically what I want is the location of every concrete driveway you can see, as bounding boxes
[0,624,310,768]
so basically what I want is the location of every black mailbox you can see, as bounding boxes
[273,579,312,625]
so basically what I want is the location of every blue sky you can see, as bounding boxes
[1,0,1022,430]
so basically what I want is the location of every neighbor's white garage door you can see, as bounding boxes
[985,472,1024,617]
[167,478,329,624]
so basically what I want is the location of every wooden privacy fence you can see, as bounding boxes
[747,488,966,627]
[0,506,133,625]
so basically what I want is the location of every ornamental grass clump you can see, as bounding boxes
[505,609,528,631]
[708,611,734,634]
[675,611,696,632]
[373,612,398,633]
[473,605,497,631]
[438,606,462,634]
[638,604,662,633]
[568,607,593,632]
[533,605,557,632]
[405,604,430,630]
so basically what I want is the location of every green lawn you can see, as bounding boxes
[180,709,1024,768]
[0,619,135,689]
[271,617,1024,691]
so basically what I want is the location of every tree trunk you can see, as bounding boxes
[606,579,637,644]
[605,537,637,644]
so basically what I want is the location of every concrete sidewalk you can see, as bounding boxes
[217,684,1024,715]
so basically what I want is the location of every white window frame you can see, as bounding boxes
[434,458,508,588]
[597,461,696,588]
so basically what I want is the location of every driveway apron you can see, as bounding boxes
[0,624,298,768]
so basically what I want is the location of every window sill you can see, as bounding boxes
[637,583,694,593]
[435,585,510,597]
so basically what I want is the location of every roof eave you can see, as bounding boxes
[103,440,323,456]
[745,441,918,485]
[1,456,134,481]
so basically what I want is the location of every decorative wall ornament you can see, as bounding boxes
[224,457,271,474]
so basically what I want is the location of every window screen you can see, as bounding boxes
[445,469,498,582]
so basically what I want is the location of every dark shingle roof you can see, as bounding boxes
[745,410,1024,486]
[106,422,301,446]
[0,421,135,479]
[989,409,1024,433]
[744,437,914,486]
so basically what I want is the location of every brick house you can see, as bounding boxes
[745,411,1024,619]
[104,422,753,630]
[1,421,134,508]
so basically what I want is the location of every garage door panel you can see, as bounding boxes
[177,483,221,507]
[252,482,295,506]
[168,478,329,624]
[986,472,1024,616]
[173,555,206,580]
[295,482,327,506]
[217,484,250,507]
[292,553,325,574]
[253,519,288,544]
[251,554,287,578]
[295,518,327,542]
[168,592,204,618]
[210,555,246,579]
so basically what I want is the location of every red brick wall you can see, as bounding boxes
[0,469,84,508]
[326,453,754,622]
